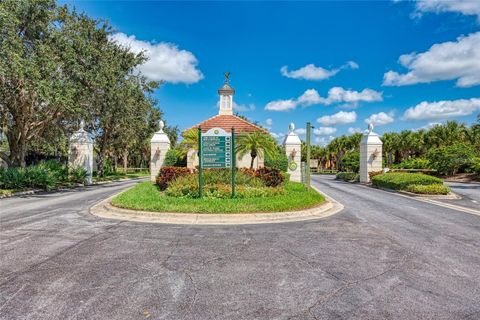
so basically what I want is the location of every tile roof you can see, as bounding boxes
[185,115,267,133]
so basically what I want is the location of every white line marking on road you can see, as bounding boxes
[349,182,480,217]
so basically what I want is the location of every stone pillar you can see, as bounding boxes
[69,120,93,185]
[150,120,171,182]
[284,123,302,182]
[360,123,383,183]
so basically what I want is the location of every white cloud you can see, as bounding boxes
[265,87,382,111]
[317,111,357,125]
[403,98,480,120]
[265,118,273,129]
[280,61,359,81]
[294,128,307,135]
[314,127,337,136]
[297,89,324,106]
[264,99,297,111]
[233,102,255,112]
[383,32,480,88]
[281,64,338,81]
[347,127,363,134]
[414,0,480,21]
[315,135,335,146]
[270,132,282,139]
[415,122,443,131]
[346,61,360,69]
[323,87,383,107]
[365,112,395,126]
[109,33,203,84]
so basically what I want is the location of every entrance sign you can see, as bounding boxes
[201,128,231,168]
[197,127,236,198]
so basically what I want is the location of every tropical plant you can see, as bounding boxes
[426,143,478,175]
[235,132,277,169]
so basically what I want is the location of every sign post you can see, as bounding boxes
[231,128,236,198]
[198,127,203,198]
[200,127,236,198]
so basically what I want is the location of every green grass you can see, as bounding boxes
[0,189,20,196]
[93,171,149,182]
[371,172,448,195]
[111,181,325,213]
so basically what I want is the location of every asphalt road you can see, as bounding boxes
[444,182,480,210]
[1,176,480,320]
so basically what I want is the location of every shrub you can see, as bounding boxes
[368,171,383,179]
[335,172,359,182]
[265,152,288,172]
[163,148,186,167]
[392,158,431,170]
[473,157,480,175]
[427,143,478,175]
[0,167,26,189]
[371,172,443,191]
[166,177,285,199]
[405,184,451,195]
[341,151,359,173]
[255,167,285,187]
[24,165,56,190]
[69,167,88,184]
[156,166,191,190]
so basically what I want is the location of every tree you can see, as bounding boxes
[0,0,82,167]
[236,132,277,169]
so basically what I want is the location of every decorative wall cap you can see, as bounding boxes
[151,120,171,143]
[360,123,382,145]
[283,122,301,145]
[69,120,93,143]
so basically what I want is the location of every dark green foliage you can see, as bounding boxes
[0,160,85,190]
[69,167,87,184]
[335,172,359,182]
[163,149,186,167]
[426,143,478,175]
[155,166,191,190]
[341,151,359,173]
[392,158,431,169]
[265,152,288,172]
[255,167,285,187]
[372,172,443,191]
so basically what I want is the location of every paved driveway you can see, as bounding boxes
[445,181,480,210]
[1,176,480,319]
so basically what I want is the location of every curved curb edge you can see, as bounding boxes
[89,185,344,225]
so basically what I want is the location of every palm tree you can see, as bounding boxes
[381,132,399,166]
[236,132,277,169]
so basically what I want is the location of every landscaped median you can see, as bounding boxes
[371,172,451,195]
[111,180,325,213]
[91,166,339,224]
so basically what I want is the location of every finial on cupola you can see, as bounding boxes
[218,72,235,115]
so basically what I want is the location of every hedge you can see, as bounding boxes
[335,172,359,182]
[371,172,443,191]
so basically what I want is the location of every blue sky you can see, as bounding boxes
[64,0,480,144]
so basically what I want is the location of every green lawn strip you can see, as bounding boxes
[93,172,149,182]
[111,181,325,214]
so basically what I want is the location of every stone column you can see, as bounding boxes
[360,123,383,183]
[69,120,93,185]
[284,123,302,182]
[150,120,171,182]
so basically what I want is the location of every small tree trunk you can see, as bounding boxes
[123,149,128,174]
[250,150,257,169]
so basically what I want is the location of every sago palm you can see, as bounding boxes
[235,132,277,169]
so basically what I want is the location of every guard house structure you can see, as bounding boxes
[185,73,267,169]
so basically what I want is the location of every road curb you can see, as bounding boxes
[0,177,147,199]
[89,185,344,225]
